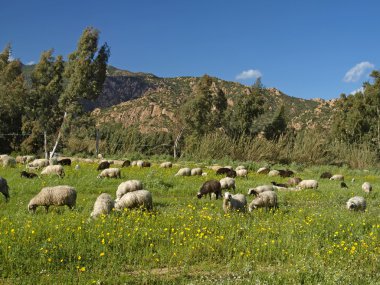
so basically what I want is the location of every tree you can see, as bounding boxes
[0,44,27,152]
[21,50,64,153]
[264,105,287,140]
[59,27,110,119]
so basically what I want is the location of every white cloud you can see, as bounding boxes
[236,69,262,80]
[26,61,35,65]
[350,87,364,95]
[343,61,374,82]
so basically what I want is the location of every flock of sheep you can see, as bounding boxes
[0,154,373,218]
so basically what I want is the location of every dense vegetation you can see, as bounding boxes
[0,161,379,284]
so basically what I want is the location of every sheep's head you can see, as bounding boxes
[247,188,257,196]
[28,203,37,213]
[347,202,356,210]
[196,192,202,199]
[224,192,232,200]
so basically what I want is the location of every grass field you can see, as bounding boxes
[0,160,379,284]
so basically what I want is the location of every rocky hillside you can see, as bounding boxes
[90,66,337,134]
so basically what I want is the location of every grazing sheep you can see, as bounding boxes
[330,174,344,181]
[297,179,318,190]
[2,155,16,168]
[247,185,274,196]
[340,182,349,188]
[57,158,72,166]
[248,191,278,212]
[90,193,115,219]
[268,170,280,177]
[17,155,35,164]
[97,161,110,171]
[223,192,247,213]
[97,168,121,179]
[278,169,294,178]
[28,158,49,169]
[115,190,153,211]
[220,177,236,191]
[175,167,191,176]
[191,168,203,176]
[160,162,172,168]
[20,171,38,179]
[121,160,131,167]
[271,181,288,188]
[116,180,144,201]
[0,177,10,202]
[41,165,65,178]
[136,160,151,168]
[287,177,302,186]
[216,167,232,175]
[320,172,332,179]
[236,169,248,178]
[28,185,77,213]
[346,196,366,211]
[257,167,270,175]
[362,182,372,193]
[235,165,246,171]
[131,161,137,166]
[197,180,222,200]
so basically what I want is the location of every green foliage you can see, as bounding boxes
[264,105,287,140]
[0,44,27,152]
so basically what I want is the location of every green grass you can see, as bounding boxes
[0,162,379,284]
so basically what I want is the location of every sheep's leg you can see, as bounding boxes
[44,206,49,213]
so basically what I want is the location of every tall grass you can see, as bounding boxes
[0,161,379,284]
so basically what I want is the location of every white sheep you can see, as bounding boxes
[268,170,280,177]
[346,196,366,211]
[362,182,372,193]
[131,161,137,166]
[160,162,172,168]
[97,168,121,179]
[90,193,115,219]
[257,167,270,175]
[235,165,246,171]
[175,167,191,176]
[28,158,49,169]
[28,185,77,213]
[248,191,278,212]
[116,180,144,201]
[223,192,247,213]
[41,165,65,178]
[297,179,318,190]
[136,160,144,167]
[191,168,203,176]
[115,190,153,211]
[1,155,16,168]
[236,169,248,178]
[330,174,344,181]
[220,177,236,191]
[247,185,274,195]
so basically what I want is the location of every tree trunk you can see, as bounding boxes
[173,127,185,158]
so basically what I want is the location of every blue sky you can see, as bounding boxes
[1,0,379,100]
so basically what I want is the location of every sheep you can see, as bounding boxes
[115,190,153,211]
[97,168,121,179]
[320,172,332,179]
[223,192,247,213]
[248,191,278,212]
[257,167,270,175]
[41,165,65,178]
[90,193,115,219]
[235,165,246,171]
[216,167,236,177]
[197,180,222,200]
[362,182,372,193]
[287,177,302,186]
[116,180,144,201]
[175,167,191,176]
[330,174,344,181]
[236,169,248,178]
[1,155,16,168]
[278,169,294,178]
[268,170,280,177]
[28,185,77,213]
[210,165,222,171]
[20,171,38,179]
[0,177,10,202]
[57,158,72,166]
[346,196,366,211]
[271,181,288,188]
[247,185,274,196]
[136,160,151,168]
[131,161,137,166]
[340,182,349,188]
[17,155,35,164]
[297,179,318,190]
[191,168,203,176]
[220,177,236,191]
[121,160,131,167]
[28,158,49,169]
[160,162,172,168]
[97,161,110,171]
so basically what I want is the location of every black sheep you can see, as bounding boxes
[216,168,237,178]
[57,158,72,166]
[278,169,294,178]
[20,171,38,179]
[197,180,222,200]
[97,161,110,171]
[340,182,349,189]
[320,172,332,179]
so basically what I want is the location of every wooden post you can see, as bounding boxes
[50,112,67,159]
[173,127,184,158]
[44,131,48,160]
[96,129,100,156]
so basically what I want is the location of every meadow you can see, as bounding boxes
[0,160,379,284]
